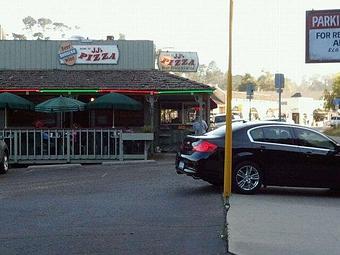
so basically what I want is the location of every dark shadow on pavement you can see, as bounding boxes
[257,186,340,198]
[175,184,222,196]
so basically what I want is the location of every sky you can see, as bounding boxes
[0,0,340,83]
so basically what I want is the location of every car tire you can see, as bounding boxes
[0,153,9,174]
[233,161,262,194]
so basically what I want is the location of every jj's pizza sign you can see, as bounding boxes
[158,51,199,72]
[306,9,340,63]
[58,42,119,65]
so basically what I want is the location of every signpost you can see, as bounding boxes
[275,73,284,121]
[306,9,340,63]
[246,83,254,121]
[222,0,233,251]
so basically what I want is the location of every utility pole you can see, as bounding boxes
[222,0,233,252]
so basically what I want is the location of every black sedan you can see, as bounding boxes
[0,139,9,174]
[175,121,340,194]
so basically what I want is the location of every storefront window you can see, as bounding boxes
[161,108,181,124]
[160,103,203,125]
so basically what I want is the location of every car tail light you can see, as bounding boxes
[192,140,217,153]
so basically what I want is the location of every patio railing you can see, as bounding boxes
[0,129,153,164]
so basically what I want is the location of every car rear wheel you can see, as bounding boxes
[0,153,9,174]
[233,162,262,194]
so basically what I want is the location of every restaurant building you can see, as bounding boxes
[0,39,215,164]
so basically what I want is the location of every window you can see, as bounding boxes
[160,103,203,125]
[250,128,264,142]
[295,128,335,150]
[160,108,181,124]
[250,126,294,145]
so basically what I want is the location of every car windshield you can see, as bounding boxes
[215,115,226,123]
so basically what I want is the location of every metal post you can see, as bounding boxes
[224,0,233,199]
[249,98,252,121]
[196,95,203,121]
[207,97,211,127]
[278,88,282,121]
[146,95,157,131]
[13,131,18,163]
[66,130,70,163]
[275,73,285,121]
[146,95,158,153]
[119,131,123,161]
[4,107,7,129]
[222,0,233,252]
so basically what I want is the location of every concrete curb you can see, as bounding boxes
[27,164,82,169]
[102,160,156,165]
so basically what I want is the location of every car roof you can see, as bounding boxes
[233,121,306,131]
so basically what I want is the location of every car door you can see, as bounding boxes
[248,125,300,186]
[293,127,340,187]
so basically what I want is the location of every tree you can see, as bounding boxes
[12,16,78,40]
[118,33,126,40]
[313,109,327,122]
[238,73,256,91]
[12,33,27,40]
[38,18,52,31]
[257,71,274,91]
[22,16,37,31]
[323,73,340,110]
[33,32,44,40]
[205,61,225,86]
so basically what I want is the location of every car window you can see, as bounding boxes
[251,126,294,145]
[294,128,335,150]
[215,115,226,123]
[249,128,264,141]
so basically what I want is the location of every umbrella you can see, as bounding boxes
[87,93,142,128]
[0,92,35,128]
[35,96,86,127]
[35,96,85,113]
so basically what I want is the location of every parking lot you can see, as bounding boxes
[2,159,340,255]
[0,161,225,255]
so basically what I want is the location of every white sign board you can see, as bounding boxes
[158,51,199,72]
[306,9,340,63]
[59,42,119,65]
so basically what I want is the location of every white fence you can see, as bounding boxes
[0,129,153,164]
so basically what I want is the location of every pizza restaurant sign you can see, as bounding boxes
[58,42,119,65]
[158,51,199,72]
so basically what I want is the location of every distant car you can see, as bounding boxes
[0,139,9,174]
[330,116,340,127]
[211,113,244,129]
[175,121,340,194]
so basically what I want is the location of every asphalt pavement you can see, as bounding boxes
[0,159,226,255]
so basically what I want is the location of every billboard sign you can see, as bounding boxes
[306,9,340,63]
[59,42,119,65]
[158,51,199,72]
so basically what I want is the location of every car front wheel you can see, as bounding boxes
[233,162,262,194]
[0,153,9,174]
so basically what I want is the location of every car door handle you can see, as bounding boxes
[260,145,266,151]
[305,151,312,157]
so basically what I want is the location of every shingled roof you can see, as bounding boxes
[0,70,212,91]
